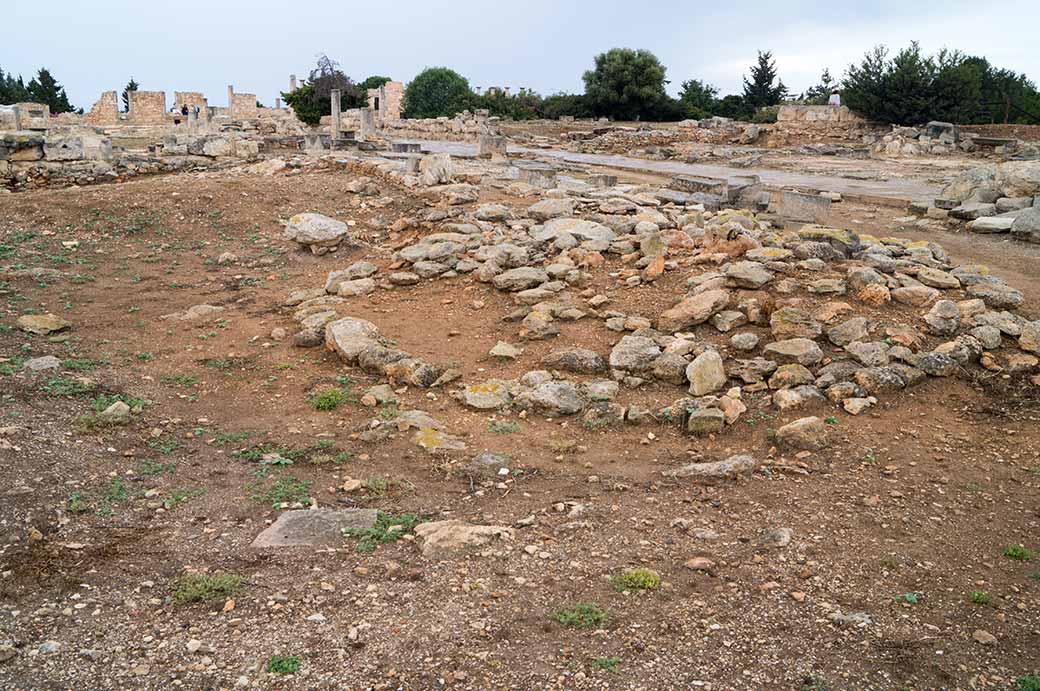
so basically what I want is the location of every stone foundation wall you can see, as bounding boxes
[1,127,262,191]
[777,105,865,124]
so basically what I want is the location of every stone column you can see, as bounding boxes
[227,85,234,114]
[188,108,198,133]
[330,89,341,142]
[290,74,297,92]
[359,108,374,142]
[275,98,281,110]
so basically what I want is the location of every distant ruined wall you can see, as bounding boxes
[368,81,404,121]
[229,93,258,120]
[85,91,119,125]
[128,91,167,124]
[173,91,208,113]
[777,105,865,124]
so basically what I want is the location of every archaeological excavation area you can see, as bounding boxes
[1,88,1039,690]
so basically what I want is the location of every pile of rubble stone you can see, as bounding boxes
[277,157,1039,456]
[911,159,1040,243]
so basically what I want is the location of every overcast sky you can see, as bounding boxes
[7,0,1039,109]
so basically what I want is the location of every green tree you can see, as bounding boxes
[842,45,891,121]
[540,93,593,119]
[582,48,668,121]
[802,69,836,105]
[282,54,365,126]
[402,67,473,118]
[882,42,936,124]
[678,79,719,118]
[714,94,748,120]
[121,78,139,112]
[27,68,73,113]
[0,68,31,105]
[358,75,391,92]
[930,49,981,123]
[742,50,787,114]
[473,88,542,120]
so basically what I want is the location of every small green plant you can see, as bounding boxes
[308,387,346,411]
[824,416,838,425]
[172,572,242,604]
[343,512,423,552]
[214,430,252,446]
[66,492,90,514]
[894,592,919,605]
[249,475,311,507]
[593,656,621,673]
[140,459,176,476]
[551,602,609,629]
[61,358,97,371]
[488,420,520,434]
[611,568,661,592]
[1004,544,1033,561]
[1017,675,1040,691]
[91,393,145,412]
[802,677,830,691]
[103,477,129,503]
[148,437,180,455]
[0,357,24,376]
[164,488,205,510]
[969,590,991,605]
[41,377,96,396]
[266,655,301,675]
[161,373,198,387]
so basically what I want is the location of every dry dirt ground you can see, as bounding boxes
[0,156,1038,691]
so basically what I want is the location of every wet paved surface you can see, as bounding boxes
[421,140,939,203]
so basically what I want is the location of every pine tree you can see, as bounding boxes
[0,67,30,105]
[742,51,788,114]
[122,78,139,112]
[803,69,836,105]
[27,68,73,113]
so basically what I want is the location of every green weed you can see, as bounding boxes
[343,512,423,553]
[552,602,608,629]
[172,572,242,605]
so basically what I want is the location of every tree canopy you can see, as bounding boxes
[582,48,668,121]
[3,67,74,112]
[402,67,473,118]
[678,79,720,119]
[358,76,392,92]
[282,54,365,126]
[122,78,139,112]
[742,51,787,115]
[0,67,31,105]
[841,42,1038,125]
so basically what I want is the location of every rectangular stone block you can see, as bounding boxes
[670,174,726,196]
[776,190,832,223]
[587,173,617,188]
[477,135,508,159]
[518,164,557,189]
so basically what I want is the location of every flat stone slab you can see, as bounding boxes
[251,508,378,548]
